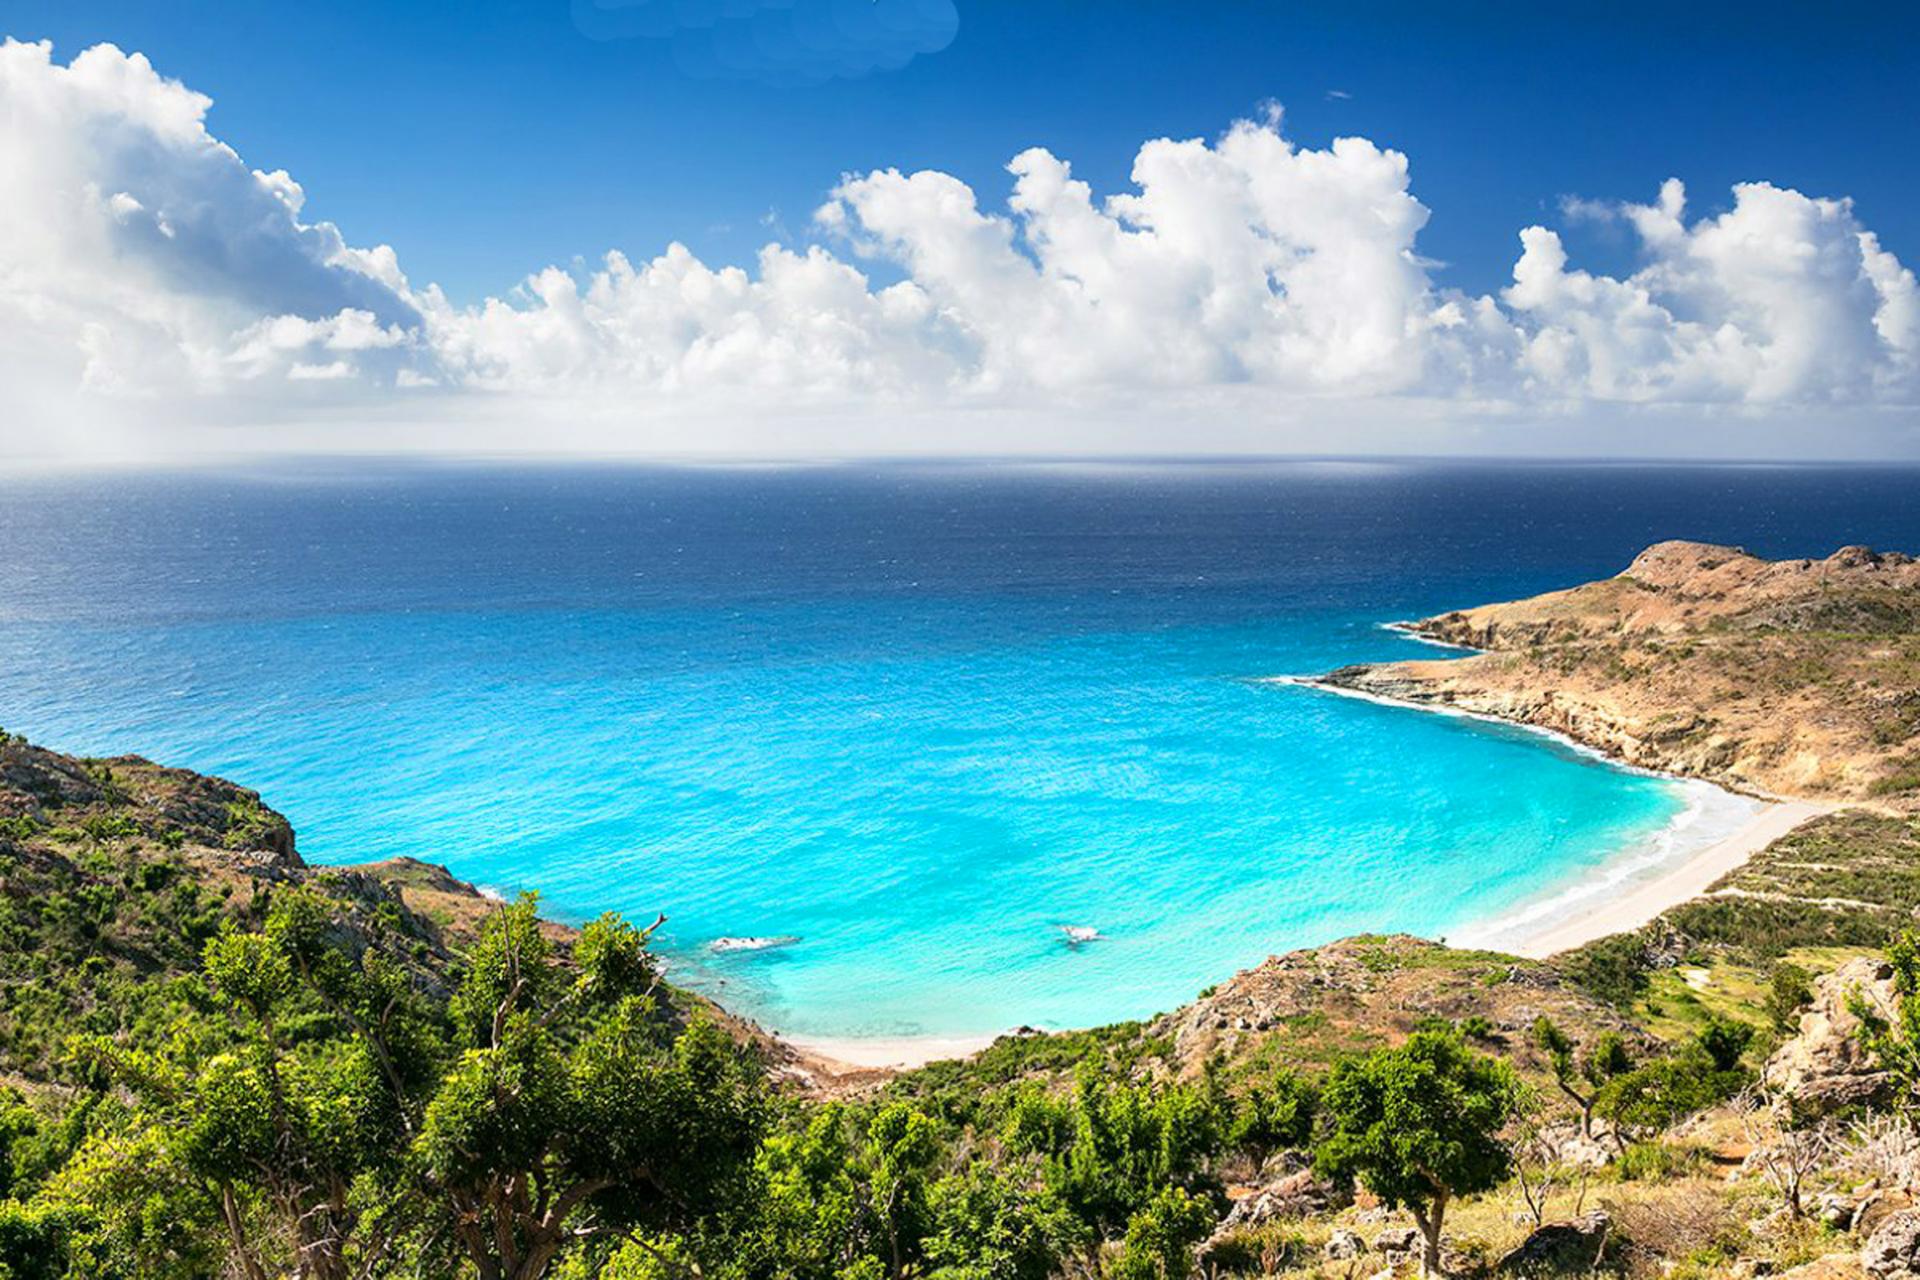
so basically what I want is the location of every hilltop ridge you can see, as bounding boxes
[1318,541,1920,803]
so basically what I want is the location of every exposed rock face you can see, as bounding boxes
[1215,1169,1351,1233]
[1373,1225,1419,1258]
[1864,1209,1920,1279]
[0,737,300,869]
[1324,1229,1364,1260]
[1201,1170,1355,1264]
[1495,1211,1610,1275]
[1767,957,1900,1114]
[1150,934,1649,1075]
[1311,541,1920,804]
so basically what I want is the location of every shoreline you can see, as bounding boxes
[772,795,1813,1073]
[1268,673,1775,797]
[1486,798,1832,957]
[782,1030,1006,1071]
[773,667,1835,1074]
[1277,673,1835,948]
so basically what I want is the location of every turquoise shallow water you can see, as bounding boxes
[0,461,1914,1040]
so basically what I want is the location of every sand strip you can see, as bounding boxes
[1505,799,1831,958]
[782,1031,1005,1071]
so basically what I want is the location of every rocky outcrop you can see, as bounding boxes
[1200,1169,1354,1264]
[0,736,299,868]
[1865,1210,1920,1279]
[1217,1169,1351,1232]
[1495,1211,1610,1275]
[1766,957,1900,1115]
[1324,1229,1365,1260]
[1372,1225,1419,1260]
[1308,542,1920,804]
[1151,934,1649,1075]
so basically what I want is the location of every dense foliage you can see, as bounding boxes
[0,738,1878,1279]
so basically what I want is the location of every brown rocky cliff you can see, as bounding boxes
[1313,542,1920,804]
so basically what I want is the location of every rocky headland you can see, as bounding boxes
[1314,541,1920,806]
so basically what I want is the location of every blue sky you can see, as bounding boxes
[13,0,1919,305]
[2,2,1917,460]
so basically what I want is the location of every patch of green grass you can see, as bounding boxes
[1870,752,1920,796]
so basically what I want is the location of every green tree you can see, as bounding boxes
[923,1162,1086,1280]
[1224,1068,1317,1170]
[1030,1068,1221,1239]
[1109,1186,1214,1280]
[415,897,765,1280]
[1530,1016,1631,1139]
[751,1103,867,1279]
[68,888,762,1280]
[1695,1016,1755,1073]
[743,1099,945,1280]
[862,1103,942,1280]
[73,910,424,1280]
[1316,1031,1522,1277]
[1559,935,1650,1007]
[1852,930,1920,1098]
[1767,963,1814,1034]
[32,1122,225,1280]
[1592,1022,1752,1154]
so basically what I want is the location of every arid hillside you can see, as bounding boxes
[1318,542,1920,804]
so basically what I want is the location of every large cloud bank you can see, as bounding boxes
[1,39,1916,457]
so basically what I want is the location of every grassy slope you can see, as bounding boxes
[1556,811,1920,1051]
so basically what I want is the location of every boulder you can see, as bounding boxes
[1325,1229,1364,1260]
[1767,958,1902,1115]
[1775,1257,1870,1280]
[1545,1126,1615,1169]
[1858,1192,1920,1239]
[1374,1226,1419,1258]
[1864,1209,1920,1279]
[1495,1211,1610,1274]
[1817,1190,1861,1229]
[1214,1168,1352,1232]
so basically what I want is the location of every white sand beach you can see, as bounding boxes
[1501,799,1831,958]
[781,801,1831,1069]
[784,1031,1006,1071]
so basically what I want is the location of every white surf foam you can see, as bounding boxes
[1271,674,1766,955]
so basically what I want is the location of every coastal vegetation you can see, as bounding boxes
[7,730,1920,1279]
[3,542,1919,1278]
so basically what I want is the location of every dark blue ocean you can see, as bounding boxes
[1,460,1915,1045]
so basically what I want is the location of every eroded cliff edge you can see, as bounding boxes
[1311,540,1920,805]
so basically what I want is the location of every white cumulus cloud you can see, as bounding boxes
[0,38,1915,460]
[1506,178,1917,403]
